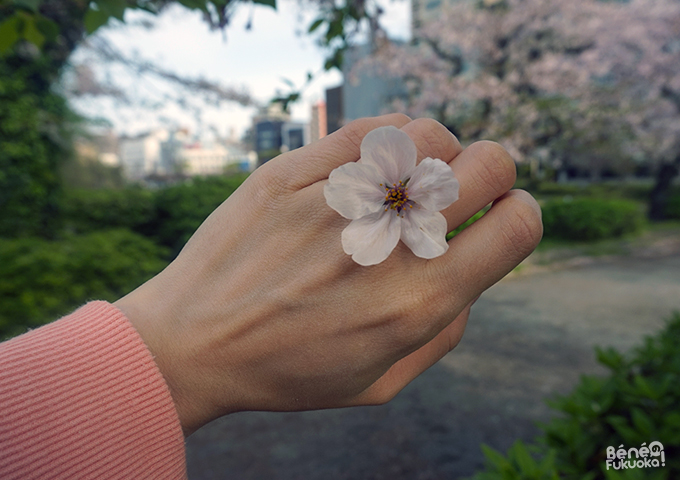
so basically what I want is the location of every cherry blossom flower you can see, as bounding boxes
[324,126,460,266]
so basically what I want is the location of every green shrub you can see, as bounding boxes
[474,441,560,480]
[471,312,680,480]
[535,183,587,197]
[58,173,248,256]
[149,174,248,255]
[664,194,680,220]
[542,198,643,241]
[0,56,76,239]
[61,187,156,235]
[0,229,169,340]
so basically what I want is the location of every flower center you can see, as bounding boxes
[382,180,414,215]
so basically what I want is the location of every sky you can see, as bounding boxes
[69,0,411,139]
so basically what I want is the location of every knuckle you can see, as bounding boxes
[338,117,368,150]
[472,141,517,197]
[337,114,413,153]
[409,118,459,157]
[500,196,544,258]
[249,160,295,201]
[387,112,412,125]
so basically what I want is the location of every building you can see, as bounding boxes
[180,143,230,176]
[163,129,255,176]
[180,142,255,176]
[252,103,310,164]
[281,122,309,152]
[326,86,344,135]
[119,129,169,180]
[120,128,254,180]
[325,42,408,133]
[310,101,327,142]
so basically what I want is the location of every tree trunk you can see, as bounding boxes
[648,158,680,221]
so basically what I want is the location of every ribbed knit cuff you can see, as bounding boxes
[0,301,187,480]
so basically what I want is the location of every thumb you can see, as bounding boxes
[349,294,480,406]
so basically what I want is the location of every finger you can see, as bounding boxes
[399,117,463,164]
[432,189,543,308]
[350,297,475,406]
[275,113,412,190]
[396,122,517,234]
[442,141,517,232]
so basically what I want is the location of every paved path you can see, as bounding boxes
[186,254,680,480]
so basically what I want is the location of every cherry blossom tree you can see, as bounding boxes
[362,0,680,218]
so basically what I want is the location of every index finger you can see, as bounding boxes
[275,113,412,190]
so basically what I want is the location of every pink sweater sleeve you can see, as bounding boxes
[0,301,187,479]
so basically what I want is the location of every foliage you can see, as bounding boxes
[147,173,248,254]
[542,198,643,241]
[58,173,248,253]
[0,53,78,238]
[0,172,249,340]
[471,312,680,480]
[664,193,680,220]
[512,180,658,204]
[60,186,156,235]
[474,441,560,480]
[0,0,277,51]
[0,229,169,340]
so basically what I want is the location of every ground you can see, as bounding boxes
[185,230,680,479]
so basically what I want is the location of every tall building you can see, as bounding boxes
[343,43,408,123]
[252,102,309,164]
[325,42,408,133]
[325,86,344,135]
[310,101,327,142]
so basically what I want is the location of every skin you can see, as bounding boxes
[115,114,543,437]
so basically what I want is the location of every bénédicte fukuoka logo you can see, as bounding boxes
[606,441,665,470]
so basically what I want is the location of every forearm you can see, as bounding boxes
[0,302,186,479]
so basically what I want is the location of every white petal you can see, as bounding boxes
[359,126,417,185]
[342,211,402,266]
[400,208,449,259]
[408,157,460,212]
[324,162,387,219]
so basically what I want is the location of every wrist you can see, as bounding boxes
[114,269,213,436]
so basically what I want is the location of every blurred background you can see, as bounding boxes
[1,0,679,478]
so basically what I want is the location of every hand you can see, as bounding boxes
[115,114,543,436]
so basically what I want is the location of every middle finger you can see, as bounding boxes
[399,120,516,232]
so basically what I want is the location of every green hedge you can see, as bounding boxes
[148,174,248,254]
[58,173,249,255]
[542,198,643,241]
[472,312,680,480]
[61,187,156,235]
[0,229,169,340]
[664,194,680,220]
